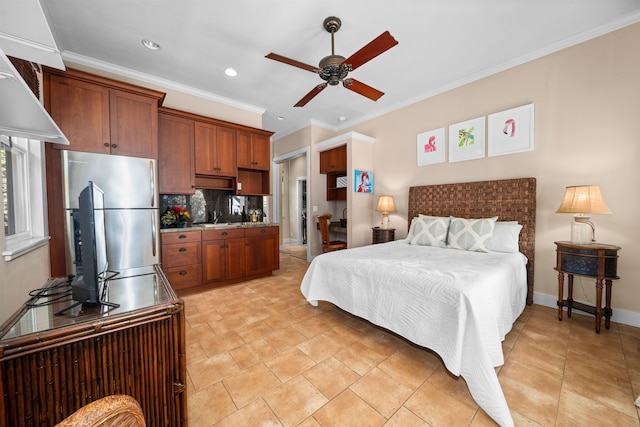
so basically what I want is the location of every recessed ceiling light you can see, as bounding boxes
[277,116,285,121]
[337,116,347,122]
[224,68,238,77]
[141,39,161,51]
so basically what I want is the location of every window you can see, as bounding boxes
[1,134,48,260]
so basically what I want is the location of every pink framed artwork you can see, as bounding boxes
[488,104,534,156]
[417,128,446,166]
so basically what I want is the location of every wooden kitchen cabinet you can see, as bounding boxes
[44,67,165,159]
[161,230,202,290]
[244,226,280,276]
[236,126,272,196]
[158,110,195,194]
[194,122,237,176]
[320,145,347,173]
[202,228,245,284]
[165,226,279,295]
[237,130,270,170]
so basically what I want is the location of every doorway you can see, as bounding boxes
[274,148,310,261]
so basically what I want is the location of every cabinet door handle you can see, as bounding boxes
[179,270,187,276]
[178,234,187,239]
[111,143,118,148]
[103,142,110,147]
[179,247,187,252]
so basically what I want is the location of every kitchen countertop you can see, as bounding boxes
[160,223,277,233]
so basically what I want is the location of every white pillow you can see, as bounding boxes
[447,216,498,252]
[485,221,522,253]
[410,216,450,247]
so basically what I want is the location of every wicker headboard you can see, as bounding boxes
[408,177,536,305]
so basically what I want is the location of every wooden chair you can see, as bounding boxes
[318,214,347,253]
[55,395,145,427]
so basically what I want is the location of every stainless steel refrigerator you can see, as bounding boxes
[62,150,159,276]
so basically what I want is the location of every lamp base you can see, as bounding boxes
[571,215,595,244]
[380,213,394,229]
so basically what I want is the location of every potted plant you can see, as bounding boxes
[161,206,191,228]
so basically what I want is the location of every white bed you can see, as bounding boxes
[301,178,537,427]
[301,241,526,426]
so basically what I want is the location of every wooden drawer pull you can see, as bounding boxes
[260,229,266,233]
[221,231,228,236]
[179,270,187,276]
[178,247,187,252]
[178,234,187,239]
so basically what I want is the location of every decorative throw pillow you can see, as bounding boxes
[447,216,498,252]
[485,221,522,253]
[410,216,450,247]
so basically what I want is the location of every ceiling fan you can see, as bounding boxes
[266,16,398,107]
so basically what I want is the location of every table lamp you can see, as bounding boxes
[556,185,611,243]
[375,196,396,228]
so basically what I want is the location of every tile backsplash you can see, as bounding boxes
[161,189,266,224]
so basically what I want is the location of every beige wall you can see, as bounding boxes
[273,23,640,322]
[0,242,50,324]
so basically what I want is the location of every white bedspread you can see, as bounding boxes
[300,240,527,427]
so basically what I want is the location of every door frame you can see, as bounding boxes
[272,146,310,261]
[296,177,307,244]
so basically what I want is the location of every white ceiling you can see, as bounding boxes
[39,0,640,139]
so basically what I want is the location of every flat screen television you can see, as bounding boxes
[69,181,118,309]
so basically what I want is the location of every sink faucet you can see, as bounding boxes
[212,210,219,224]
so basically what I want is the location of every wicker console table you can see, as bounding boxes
[0,266,187,426]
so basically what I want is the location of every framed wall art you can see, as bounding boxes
[417,127,446,166]
[487,103,534,157]
[354,170,373,193]
[448,116,485,162]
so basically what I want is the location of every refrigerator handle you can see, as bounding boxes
[149,160,156,208]
[151,211,157,257]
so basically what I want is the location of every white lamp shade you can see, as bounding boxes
[375,196,396,213]
[556,185,611,215]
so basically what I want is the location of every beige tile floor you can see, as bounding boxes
[182,252,640,426]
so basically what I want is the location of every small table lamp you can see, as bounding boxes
[556,185,611,243]
[375,196,396,228]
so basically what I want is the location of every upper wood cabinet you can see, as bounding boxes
[158,111,195,195]
[237,130,270,170]
[194,122,236,176]
[44,67,165,159]
[320,145,347,173]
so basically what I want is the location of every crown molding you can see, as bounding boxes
[61,51,266,115]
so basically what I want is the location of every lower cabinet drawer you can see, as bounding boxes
[163,264,202,290]
[162,242,202,268]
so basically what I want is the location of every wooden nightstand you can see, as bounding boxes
[554,241,621,333]
[372,227,395,244]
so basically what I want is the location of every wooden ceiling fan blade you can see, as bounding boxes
[342,31,398,71]
[265,53,320,73]
[343,79,384,101]
[294,84,327,107]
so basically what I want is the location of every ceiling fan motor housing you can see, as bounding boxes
[318,54,350,85]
